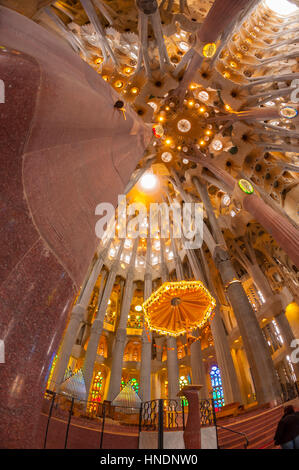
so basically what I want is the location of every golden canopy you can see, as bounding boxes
[142,281,216,337]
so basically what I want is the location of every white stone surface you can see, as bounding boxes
[201,426,218,449]
[139,431,185,449]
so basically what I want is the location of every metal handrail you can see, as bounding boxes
[216,424,249,449]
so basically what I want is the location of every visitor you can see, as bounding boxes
[274,405,299,449]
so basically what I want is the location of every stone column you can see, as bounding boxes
[172,238,208,397]
[78,240,112,307]
[168,181,242,403]
[81,269,108,349]
[211,308,243,404]
[214,247,281,404]
[210,107,280,123]
[190,247,242,404]
[194,177,280,404]
[83,240,124,399]
[189,159,299,270]
[160,238,180,400]
[139,237,153,402]
[193,177,226,247]
[166,336,180,400]
[185,249,208,397]
[190,330,208,398]
[234,348,254,402]
[230,239,273,300]
[50,242,111,390]
[248,264,273,300]
[275,311,299,380]
[106,239,139,401]
[243,194,299,269]
[171,237,184,280]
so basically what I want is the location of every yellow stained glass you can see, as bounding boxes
[202,43,217,58]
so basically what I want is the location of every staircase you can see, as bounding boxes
[217,403,297,449]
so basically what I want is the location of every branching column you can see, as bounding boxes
[243,193,299,269]
[83,240,124,399]
[107,239,139,401]
[172,237,208,398]
[189,331,207,398]
[139,237,153,402]
[194,177,281,404]
[160,238,180,400]
[230,239,273,301]
[168,176,241,402]
[50,241,111,390]
[188,248,242,404]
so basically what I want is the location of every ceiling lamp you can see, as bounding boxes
[177,119,191,133]
[222,194,231,207]
[179,42,189,52]
[148,101,158,111]
[211,139,223,151]
[161,151,173,162]
[142,281,216,337]
[198,91,209,102]
[114,80,124,89]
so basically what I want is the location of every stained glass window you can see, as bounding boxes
[130,378,139,396]
[179,375,191,406]
[120,378,139,396]
[127,311,143,329]
[179,375,190,389]
[46,353,57,390]
[210,365,225,411]
[89,371,104,411]
[120,378,126,390]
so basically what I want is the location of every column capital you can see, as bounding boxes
[115,327,127,343]
[212,245,230,268]
[71,304,86,321]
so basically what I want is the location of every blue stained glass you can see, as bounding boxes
[210,365,225,410]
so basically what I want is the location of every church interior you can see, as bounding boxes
[0,0,299,449]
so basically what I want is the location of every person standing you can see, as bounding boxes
[274,405,299,449]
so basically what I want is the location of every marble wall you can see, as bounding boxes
[0,7,151,448]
